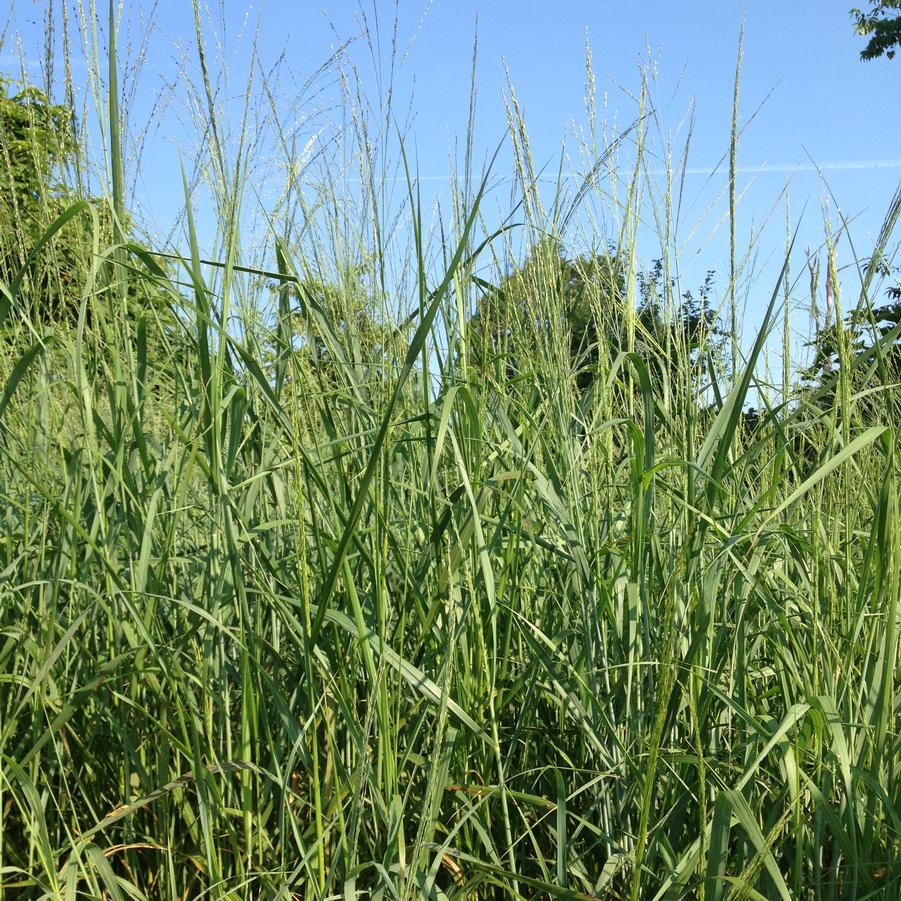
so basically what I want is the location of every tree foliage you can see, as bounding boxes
[470,238,721,399]
[0,78,85,321]
[852,1,901,60]
[0,75,169,328]
[802,260,901,424]
[470,238,626,390]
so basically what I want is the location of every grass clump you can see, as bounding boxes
[0,7,900,899]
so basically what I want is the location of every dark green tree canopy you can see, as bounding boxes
[852,1,901,59]
[471,238,721,396]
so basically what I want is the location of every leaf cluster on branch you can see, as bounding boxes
[852,1,901,59]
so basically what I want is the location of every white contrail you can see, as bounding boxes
[682,159,901,175]
[336,160,901,183]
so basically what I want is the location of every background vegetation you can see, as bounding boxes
[0,6,900,899]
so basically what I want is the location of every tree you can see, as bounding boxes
[0,77,82,321]
[264,268,402,405]
[635,258,720,397]
[470,238,721,399]
[0,75,171,329]
[802,261,901,423]
[470,238,627,391]
[851,1,901,60]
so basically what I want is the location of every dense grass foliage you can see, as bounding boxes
[1,19,900,899]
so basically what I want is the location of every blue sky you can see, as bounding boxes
[4,0,900,352]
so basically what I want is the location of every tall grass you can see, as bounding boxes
[0,6,900,899]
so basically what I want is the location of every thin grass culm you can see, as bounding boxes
[0,4,900,900]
